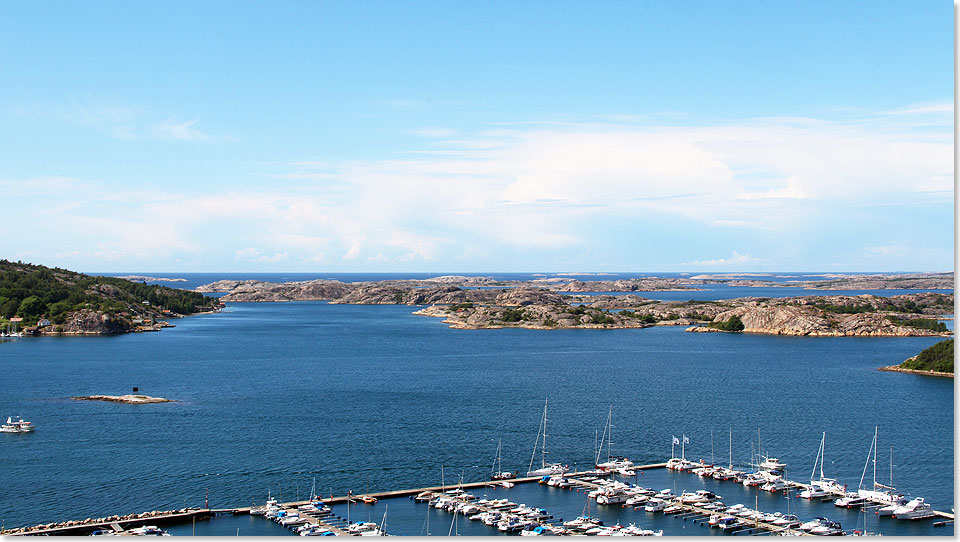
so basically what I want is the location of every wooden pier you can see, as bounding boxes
[3,509,216,537]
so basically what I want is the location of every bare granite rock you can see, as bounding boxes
[59,309,131,334]
[494,287,566,306]
[71,394,176,404]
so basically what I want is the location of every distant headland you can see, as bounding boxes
[0,260,221,336]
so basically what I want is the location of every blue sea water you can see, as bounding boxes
[0,277,954,536]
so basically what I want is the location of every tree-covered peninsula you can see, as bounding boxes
[899,339,953,374]
[0,260,220,335]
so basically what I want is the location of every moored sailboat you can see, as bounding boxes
[526,398,569,476]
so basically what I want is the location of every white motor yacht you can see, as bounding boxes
[893,497,935,520]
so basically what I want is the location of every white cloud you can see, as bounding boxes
[861,245,911,258]
[4,105,951,270]
[682,252,769,268]
[235,248,288,262]
[148,119,213,142]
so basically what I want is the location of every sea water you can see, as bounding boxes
[0,292,953,535]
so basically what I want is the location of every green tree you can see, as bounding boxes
[17,295,45,318]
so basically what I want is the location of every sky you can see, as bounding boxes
[0,1,954,273]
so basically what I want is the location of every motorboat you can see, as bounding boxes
[809,520,844,536]
[128,525,170,536]
[644,499,667,512]
[800,482,831,499]
[597,488,630,505]
[1,416,34,433]
[876,496,908,516]
[799,517,830,532]
[760,479,788,493]
[893,497,935,520]
[834,493,866,508]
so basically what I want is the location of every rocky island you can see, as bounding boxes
[196,275,952,337]
[71,394,177,404]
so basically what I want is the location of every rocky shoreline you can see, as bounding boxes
[71,394,177,404]
[877,365,953,378]
[412,291,952,337]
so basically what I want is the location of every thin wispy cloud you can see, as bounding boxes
[148,119,214,142]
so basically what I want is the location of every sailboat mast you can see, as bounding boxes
[542,398,548,469]
[811,432,824,482]
[729,428,733,470]
[858,430,875,491]
[890,447,894,487]
[607,406,613,463]
[872,426,878,489]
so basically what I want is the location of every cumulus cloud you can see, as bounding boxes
[5,105,952,270]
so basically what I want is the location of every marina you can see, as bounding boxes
[5,460,953,536]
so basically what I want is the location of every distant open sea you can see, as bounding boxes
[0,272,952,535]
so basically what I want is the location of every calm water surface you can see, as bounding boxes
[0,300,953,535]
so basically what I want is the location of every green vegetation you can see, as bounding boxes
[886,316,948,333]
[900,339,953,373]
[813,302,873,314]
[619,310,658,324]
[0,260,218,327]
[500,308,525,322]
[542,317,557,327]
[449,302,475,311]
[708,315,745,332]
[590,312,615,325]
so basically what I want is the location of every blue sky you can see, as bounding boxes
[1,1,953,272]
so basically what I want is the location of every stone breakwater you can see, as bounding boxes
[0,508,197,535]
[71,394,176,404]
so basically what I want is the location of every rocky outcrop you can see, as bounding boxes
[494,287,566,306]
[414,303,654,330]
[195,279,270,292]
[331,284,499,305]
[684,298,953,337]
[218,280,351,302]
[71,394,176,404]
[58,309,132,334]
[558,278,702,292]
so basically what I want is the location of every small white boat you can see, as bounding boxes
[760,479,788,492]
[1,416,34,433]
[644,499,667,512]
[876,497,907,516]
[834,493,866,508]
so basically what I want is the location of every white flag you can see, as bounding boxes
[683,436,690,444]
[672,436,680,445]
